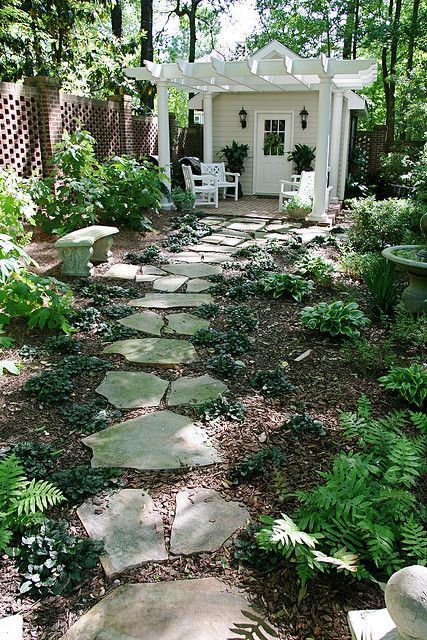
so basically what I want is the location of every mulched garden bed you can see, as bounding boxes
[0,211,423,640]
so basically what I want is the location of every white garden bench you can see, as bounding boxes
[55,225,119,276]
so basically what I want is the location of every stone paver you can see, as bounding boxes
[95,371,168,408]
[129,293,213,308]
[77,489,167,576]
[118,310,164,336]
[202,235,244,247]
[135,265,167,283]
[189,243,238,254]
[168,374,228,406]
[83,410,222,470]
[164,312,210,336]
[227,221,266,232]
[170,488,249,555]
[0,615,23,640]
[102,263,140,280]
[162,263,222,278]
[103,338,200,366]
[62,577,277,640]
[186,278,212,293]
[200,253,230,263]
[153,275,188,292]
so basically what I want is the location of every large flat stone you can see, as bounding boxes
[189,243,238,254]
[0,615,23,640]
[95,371,168,409]
[227,221,266,232]
[168,374,228,406]
[170,488,249,555]
[202,235,244,247]
[62,578,278,640]
[118,311,164,336]
[83,410,222,470]
[129,293,213,308]
[164,312,210,336]
[200,253,230,263]
[162,263,222,278]
[102,264,139,280]
[77,489,167,576]
[186,278,212,293]
[135,266,167,283]
[153,275,188,292]
[103,338,200,366]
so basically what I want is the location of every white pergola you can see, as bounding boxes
[125,52,377,220]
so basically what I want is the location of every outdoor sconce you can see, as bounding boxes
[239,106,247,129]
[300,106,309,130]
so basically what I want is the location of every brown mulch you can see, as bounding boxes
[0,213,421,640]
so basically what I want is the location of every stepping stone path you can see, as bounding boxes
[95,371,168,409]
[162,262,222,277]
[103,337,200,366]
[118,310,164,335]
[62,577,278,640]
[186,277,212,292]
[170,488,249,555]
[153,274,188,292]
[83,410,222,470]
[102,263,139,280]
[129,292,213,308]
[77,489,167,576]
[168,374,228,406]
[164,312,210,336]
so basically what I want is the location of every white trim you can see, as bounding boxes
[252,110,294,195]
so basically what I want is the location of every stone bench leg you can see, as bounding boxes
[59,246,93,277]
[92,235,114,263]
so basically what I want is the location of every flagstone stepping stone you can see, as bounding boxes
[62,577,277,640]
[135,265,167,282]
[102,263,139,280]
[227,221,266,232]
[95,371,168,408]
[162,263,222,277]
[200,253,231,263]
[77,489,167,576]
[296,227,330,242]
[128,292,213,308]
[168,374,228,406]
[265,222,295,232]
[164,312,210,336]
[153,275,188,292]
[189,243,238,254]
[118,310,164,336]
[167,251,204,262]
[186,278,212,293]
[0,615,23,640]
[214,229,250,238]
[202,235,244,247]
[83,410,222,470]
[170,488,249,555]
[103,338,200,366]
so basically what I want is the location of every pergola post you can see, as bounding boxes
[157,80,172,209]
[329,90,344,201]
[203,93,213,162]
[308,75,333,222]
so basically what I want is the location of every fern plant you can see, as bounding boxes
[0,454,64,552]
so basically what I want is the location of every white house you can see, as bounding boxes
[125,41,377,221]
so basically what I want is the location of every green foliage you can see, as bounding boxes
[51,466,120,505]
[171,187,196,212]
[263,273,313,301]
[198,396,246,423]
[191,327,225,348]
[229,447,285,485]
[23,371,73,404]
[287,144,316,173]
[296,254,334,286]
[284,413,325,437]
[379,364,427,407]
[251,366,296,398]
[206,353,245,379]
[191,327,252,356]
[44,335,81,355]
[18,519,103,597]
[225,305,259,332]
[220,140,249,174]
[78,281,139,305]
[413,144,427,204]
[100,322,140,342]
[341,337,400,376]
[389,304,427,348]
[163,216,212,252]
[11,442,61,479]
[282,195,312,217]
[0,234,33,282]
[124,245,163,265]
[347,198,423,252]
[0,272,74,333]
[61,400,121,434]
[195,303,220,319]
[59,354,112,377]
[0,454,64,552]
[68,306,102,331]
[234,524,280,571]
[301,301,369,339]
[99,304,133,319]
[0,169,36,244]
[361,255,397,314]
[379,152,414,186]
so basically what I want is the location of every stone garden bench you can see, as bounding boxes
[55,225,119,277]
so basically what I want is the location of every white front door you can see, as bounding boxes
[254,113,292,195]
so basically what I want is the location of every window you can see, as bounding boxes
[263,118,285,156]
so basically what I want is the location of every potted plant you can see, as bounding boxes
[220,140,249,197]
[171,187,195,212]
[282,195,312,220]
[287,144,316,174]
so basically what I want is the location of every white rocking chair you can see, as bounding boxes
[278,170,315,212]
[200,162,240,201]
[182,164,218,208]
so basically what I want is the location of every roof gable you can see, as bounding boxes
[252,40,301,61]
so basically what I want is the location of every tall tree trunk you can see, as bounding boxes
[352,0,359,58]
[187,3,197,125]
[343,0,355,59]
[140,0,154,111]
[383,0,402,149]
[400,0,420,139]
[111,0,123,39]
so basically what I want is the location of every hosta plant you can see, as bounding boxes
[379,364,427,407]
[300,300,369,339]
[263,273,313,302]
[296,254,334,286]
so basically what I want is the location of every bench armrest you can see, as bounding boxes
[280,180,298,189]
[225,172,240,178]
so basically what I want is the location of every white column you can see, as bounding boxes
[329,91,344,201]
[308,75,333,222]
[203,93,213,163]
[157,80,172,209]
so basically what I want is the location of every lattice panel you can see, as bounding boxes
[133,118,158,157]
[61,98,121,160]
[0,89,43,177]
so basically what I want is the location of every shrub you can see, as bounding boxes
[23,371,73,404]
[389,303,427,348]
[195,303,220,319]
[100,322,140,342]
[0,169,36,244]
[296,254,334,286]
[0,454,64,552]
[198,396,246,423]
[171,187,195,212]
[11,441,61,479]
[361,255,397,314]
[78,282,139,305]
[0,234,33,283]
[124,244,164,264]
[61,401,121,434]
[226,305,258,332]
[99,304,133,319]
[251,366,296,398]
[59,355,112,378]
[413,143,427,204]
[229,447,284,485]
[347,197,423,252]
[45,335,81,355]
[51,466,121,505]
[68,306,103,331]
[206,354,245,379]
[284,413,325,437]
[379,364,427,407]
[300,301,369,339]
[263,273,313,302]
[18,519,103,597]
[379,152,414,186]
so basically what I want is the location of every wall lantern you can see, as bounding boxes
[300,106,309,130]
[239,106,248,129]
